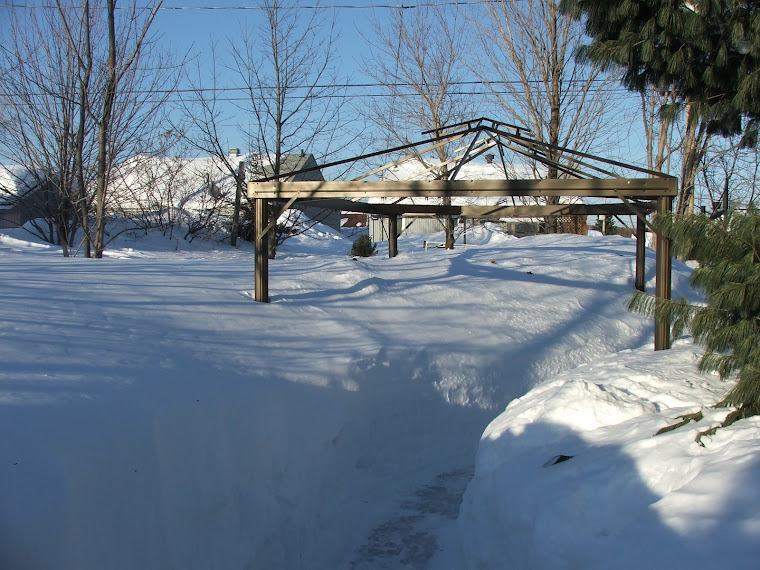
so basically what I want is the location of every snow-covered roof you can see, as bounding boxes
[381,159,537,183]
[109,153,322,212]
[367,159,541,208]
[0,165,43,208]
[109,155,235,212]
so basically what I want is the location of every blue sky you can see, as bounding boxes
[0,1,649,169]
[156,1,379,90]
[153,1,399,156]
[151,0,649,167]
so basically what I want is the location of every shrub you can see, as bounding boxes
[629,211,760,434]
[350,234,377,257]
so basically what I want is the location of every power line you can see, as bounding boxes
[152,78,623,95]
[0,79,634,100]
[0,85,637,106]
[5,0,504,11]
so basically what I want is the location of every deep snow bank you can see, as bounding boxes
[459,342,760,569]
[0,227,701,569]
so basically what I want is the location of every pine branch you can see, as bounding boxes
[655,410,703,436]
[631,210,760,426]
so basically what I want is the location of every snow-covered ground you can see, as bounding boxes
[0,223,757,569]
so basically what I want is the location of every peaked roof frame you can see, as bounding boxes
[247,118,677,350]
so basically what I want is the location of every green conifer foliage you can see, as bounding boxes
[561,0,760,144]
[350,234,378,257]
[593,215,618,235]
[629,212,760,420]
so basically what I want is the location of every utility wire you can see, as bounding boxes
[0,79,633,98]
[133,77,628,95]
[5,1,507,10]
[0,86,638,107]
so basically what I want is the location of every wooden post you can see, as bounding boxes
[654,196,672,350]
[388,215,398,258]
[231,161,244,247]
[254,198,269,302]
[635,216,646,292]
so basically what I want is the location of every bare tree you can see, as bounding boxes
[695,135,760,218]
[668,101,711,215]
[362,5,476,161]
[362,4,477,248]
[473,0,625,231]
[640,86,679,174]
[0,5,91,255]
[230,0,353,257]
[0,0,176,256]
[109,150,186,238]
[179,43,251,246]
[639,87,726,216]
[89,0,168,257]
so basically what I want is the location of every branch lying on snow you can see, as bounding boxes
[695,404,760,447]
[655,410,704,436]
[655,405,759,447]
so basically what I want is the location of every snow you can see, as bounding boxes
[0,165,42,207]
[459,344,760,569]
[380,157,537,182]
[108,152,317,213]
[0,224,758,569]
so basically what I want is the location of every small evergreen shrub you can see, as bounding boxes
[350,234,377,257]
[593,215,617,235]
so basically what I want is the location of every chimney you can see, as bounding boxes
[229,147,240,157]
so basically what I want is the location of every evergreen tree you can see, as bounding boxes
[350,234,378,257]
[593,215,617,235]
[629,211,760,426]
[561,0,760,145]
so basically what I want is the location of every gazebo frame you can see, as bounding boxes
[248,118,678,350]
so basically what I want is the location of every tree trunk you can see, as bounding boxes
[677,102,709,216]
[444,197,455,249]
[93,0,118,258]
[231,161,244,247]
[544,7,562,234]
[75,0,93,258]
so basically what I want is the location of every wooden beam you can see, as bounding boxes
[254,198,269,303]
[404,139,495,181]
[654,196,672,350]
[352,132,468,181]
[489,125,673,179]
[302,198,459,216]
[300,199,655,218]
[248,178,678,200]
[636,216,646,292]
[251,126,478,183]
[388,216,398,258]
[459,203,656,218]
[262,194,300,237]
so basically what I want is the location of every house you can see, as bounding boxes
[109,152,340,232]
[0,166,45,229]
[257,153,341,232]
[366,158,542,242]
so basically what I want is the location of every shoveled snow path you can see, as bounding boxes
[0,230,694,568]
